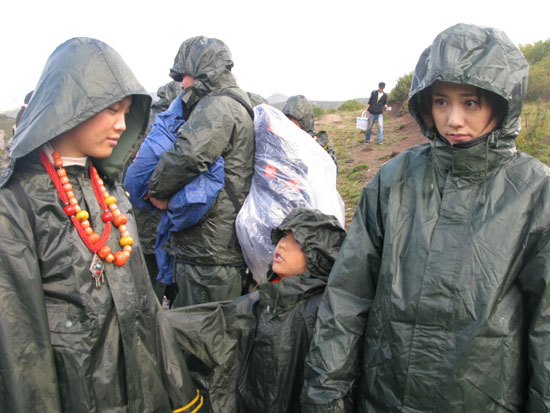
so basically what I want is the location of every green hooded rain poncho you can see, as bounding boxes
[282,95,337,167]
[148,36,255,308]
[301,23,550,412]
[166,208,346,412]
[149,36,254,266]
[0,37,202,412]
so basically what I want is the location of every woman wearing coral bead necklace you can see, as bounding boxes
[0,38,202,412]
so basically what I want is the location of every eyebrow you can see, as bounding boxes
[433,91,477,98]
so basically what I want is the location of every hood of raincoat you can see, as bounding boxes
[270,207,346,282]
[247,92,267,107]
[0,37,151,188]
[282,95,315,134]
[408,23,529,147]
[152,80,181,113]
[169,36,238,108]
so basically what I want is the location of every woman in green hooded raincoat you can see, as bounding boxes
[0,37,202,412]
[166,207,346,412]
[301,24,550,412]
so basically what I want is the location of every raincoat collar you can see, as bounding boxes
[433,134,517,179]
[259,274,326,312]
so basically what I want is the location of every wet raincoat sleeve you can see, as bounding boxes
[166,295,258,412]
[520,233,550,411]
[149,97,234,200]
[301,177,384,412]
[0,189,62,412]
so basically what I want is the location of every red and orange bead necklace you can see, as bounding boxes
[39,148,134,287]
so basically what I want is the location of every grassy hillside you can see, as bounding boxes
[0,114,14,136]
[516,102,550,165]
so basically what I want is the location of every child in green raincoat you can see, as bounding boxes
[167,207,346,412]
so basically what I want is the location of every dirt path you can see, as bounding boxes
[318,103,427,183]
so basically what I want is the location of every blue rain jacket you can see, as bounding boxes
[124,92,225,284]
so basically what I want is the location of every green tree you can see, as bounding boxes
[389,72,413,102]
[312,104,325,119]
[520,40,550,66]
[526,55,550,102]
[338,100,363,111]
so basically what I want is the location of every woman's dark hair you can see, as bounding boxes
[417,82,508,131]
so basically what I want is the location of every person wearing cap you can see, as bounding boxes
[148,36,255,308]
[363,81,388,144]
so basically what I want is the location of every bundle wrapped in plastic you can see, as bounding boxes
[236,104,345,283]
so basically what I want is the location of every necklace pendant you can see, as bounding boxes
[89,253,105,288]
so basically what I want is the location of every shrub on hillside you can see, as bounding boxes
[516,102,550,165]
[338,100,363,112]
[389,72,413,102]
[526,55,550,102]
[520,40,550,66]
[520,40,550,103]
[312,104,325,119]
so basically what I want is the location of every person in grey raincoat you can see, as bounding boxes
[246,91,267,107]
[301,23,550,412]
[282,95,337,167]
[148,36,255,308]
[0,37,202,412]
[167,208,346,412]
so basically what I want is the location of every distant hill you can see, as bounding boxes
[311,98,369,110]
[267,93,369,111]
[0,94,370,119]
[266,93,288,105]
[0,108,19,119]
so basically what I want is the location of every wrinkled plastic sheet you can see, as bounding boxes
[236,104,345,283]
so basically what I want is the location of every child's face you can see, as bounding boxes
[272,230,307,279]
[52,96,133,158]
[431,82,498,146]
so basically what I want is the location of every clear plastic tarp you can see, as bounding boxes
[236,104,345,283]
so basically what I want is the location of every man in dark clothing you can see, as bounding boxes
[148,36,255,308]
[364,81,388,144]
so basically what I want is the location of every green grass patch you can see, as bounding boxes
[517,102,550,165]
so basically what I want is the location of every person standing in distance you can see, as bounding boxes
[148,36,255,308]
[364,81,388,144]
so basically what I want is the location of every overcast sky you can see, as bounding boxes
[1,0,548,111]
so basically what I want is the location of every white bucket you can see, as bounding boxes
[356,111,368,130]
